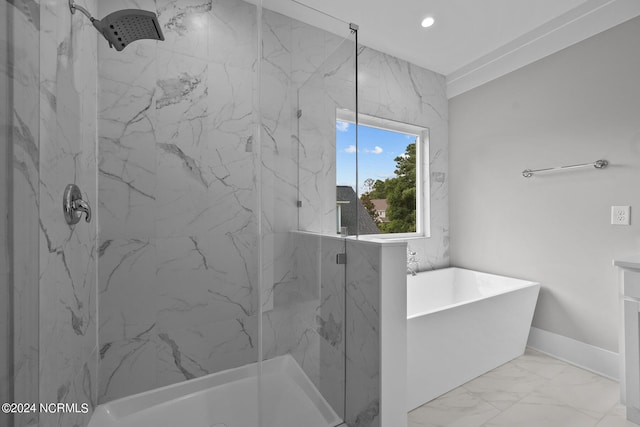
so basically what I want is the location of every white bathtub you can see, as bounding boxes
[88,355,342,427]
[407,267,540,411]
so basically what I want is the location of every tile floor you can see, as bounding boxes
[409,348,636,427]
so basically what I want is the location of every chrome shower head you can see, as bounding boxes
[69,1,164,51]
[93,9,165,51]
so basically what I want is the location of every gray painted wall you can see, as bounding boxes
[449,16,640,352]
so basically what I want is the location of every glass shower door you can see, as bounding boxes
[259,1,357,426]
[1,2,40,427]
[295,30,357,425]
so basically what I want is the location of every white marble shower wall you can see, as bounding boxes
[258,11,358,424]
[357,48,449,270]
[96,0,448,419]
[260,7,449,269]
[263,231,347,416]
[258,8,355,310]
[266,232,407,427]
[97,0,261,402]
[0,4,9,423]
[38,0,100,426]
[260,8,448,427]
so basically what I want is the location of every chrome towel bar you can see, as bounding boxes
[522,159,608,178]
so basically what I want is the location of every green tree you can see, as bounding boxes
[379,142,416,233]
[359,142,416,233]
[360,192,380,224]
[368,179,387,199]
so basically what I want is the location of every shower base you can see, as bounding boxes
[88,355,341,427]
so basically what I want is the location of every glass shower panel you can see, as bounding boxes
[1,4,10,424]
[297,39,357,236]
[1,2,40,427]
[260,1,356,425]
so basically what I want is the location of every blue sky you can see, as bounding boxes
[336,121,417,193]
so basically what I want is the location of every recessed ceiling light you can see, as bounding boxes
[421,16,435,28]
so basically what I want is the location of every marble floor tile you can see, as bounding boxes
[482,400,600,427]
[409,387,501,427]
[523,364,619,419]
[409,349,624,427]
[596,405,638,427]
[461,360,548,411]
[510,348,569,379]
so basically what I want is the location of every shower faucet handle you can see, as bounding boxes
[73,198,92,223]
[63,184,92,225]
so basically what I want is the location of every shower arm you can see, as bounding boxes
[69,0,96,22]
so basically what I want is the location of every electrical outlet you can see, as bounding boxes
[611,206,631,225]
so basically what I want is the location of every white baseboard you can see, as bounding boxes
[527,327,619,381]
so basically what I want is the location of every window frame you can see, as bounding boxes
[336,109,430,239]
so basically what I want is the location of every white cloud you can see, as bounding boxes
[364,146,383,154]
[336,121,350,132]
[344,145,357,153]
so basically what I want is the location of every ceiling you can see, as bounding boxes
[262,0,640,97]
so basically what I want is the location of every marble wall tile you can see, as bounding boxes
[98,0,155,16]
[357,47,449,271]
[94,2,449,422]
[98,40,157,240]
[260,9,299,313]
[38,0,99,426]
[98,331,157,403]
[4,1,41,426]
[155,316,258,387]
[317,236,346,348]
[98,0,262,403]
[43,348,97,427]
[319,334,346,417]
[157,0,212,60]
[155,234,257,329]
[293,232,322,299]
[209,62,254,149]
[295,37,357,235]
[317,236,347,416]
[289,19,348,87]
[98,239,157,343]
[0,4,10,420]
[258,16,356,415]
[209,0,256,68]
[275,233,345,391]
[262,232,347,418]
[345,239,382,427]
[297,80,340,233]
[260,8,448,426]
[154,50,212,237]
[271,232,386,426]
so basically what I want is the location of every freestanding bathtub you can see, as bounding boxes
[407,267,540,411]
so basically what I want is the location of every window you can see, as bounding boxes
[336,111,429,237]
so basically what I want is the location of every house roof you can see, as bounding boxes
[336,186,380,235]
[371,199,387,211]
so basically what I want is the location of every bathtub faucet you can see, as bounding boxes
[407,248,419,276]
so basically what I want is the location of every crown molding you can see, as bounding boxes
[446,0,640,99]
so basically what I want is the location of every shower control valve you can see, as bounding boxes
[63,184,92,225]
